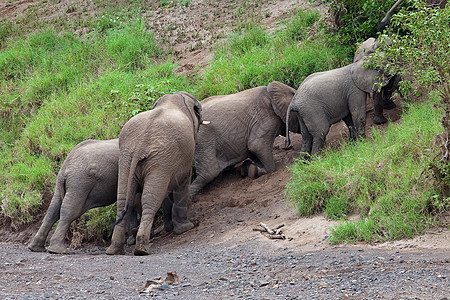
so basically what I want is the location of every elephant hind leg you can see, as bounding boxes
[134,177,170,256]
[247,137,276,179]
[298,113,313,157]
[47,190,90,254]
[28,182,65,252]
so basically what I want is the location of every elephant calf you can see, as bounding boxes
[286,59,391,157]
[107,91,204,256]
[190,81,300,198]
[28,139,141,254]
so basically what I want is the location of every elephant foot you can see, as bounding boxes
[126,235,136,246]
[164,220,174,232]
[28,239,46,252]
[239,160,253,177]
[47,243,69,255]
[247,164,258,179]
[106,243,125,255]
[373,115,388,124]
[173,221,194,235]
[134,237,151,256]
[383,99,397,110]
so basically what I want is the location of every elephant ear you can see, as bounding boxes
[350,59,389,93]
[179,91,202,136]
[267,81,300,133]
[353,37,379,62]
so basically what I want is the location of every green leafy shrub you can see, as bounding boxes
[327,0,406,44]
[374,1,449,197]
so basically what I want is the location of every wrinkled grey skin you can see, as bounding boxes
[28,139,141,255]
[106,92,202,256]
[354,37,400,124]
[190,81,300,198]
[286,59,389,157]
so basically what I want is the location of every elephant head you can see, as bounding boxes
[350,58,390,93]
[267,81,300,135]
[153,91,204,140]
[353,37,379,63]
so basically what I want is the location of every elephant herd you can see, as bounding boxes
[28,38,398,256]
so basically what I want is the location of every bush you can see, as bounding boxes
[285,98,446,243]
[374,1,449,196]
[327,0,406,44]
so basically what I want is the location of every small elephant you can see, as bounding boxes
[28,139,141,254]
[286,59,390,157]
[190,81,300,198]
[106,91,204,256]
[354,37,401,124]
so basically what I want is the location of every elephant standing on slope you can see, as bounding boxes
[28,139,141,254]
[106,92,204,256]
[190,81,300,198]
[286,58,391,157]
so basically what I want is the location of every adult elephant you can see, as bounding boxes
[190,81,300,198]
[28,139,141,254]
[354,37,401,124]
[106,91,204,256]
[285,59,390,157]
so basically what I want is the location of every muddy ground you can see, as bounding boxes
[0,0,449,299]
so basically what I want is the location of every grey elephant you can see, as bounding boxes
[190,81,300,198]
[286,58,390,157]
[354,37,401,124]
[106,91,204,256]
[28,139,141,254]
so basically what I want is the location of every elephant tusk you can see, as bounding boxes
[201,120,211,125]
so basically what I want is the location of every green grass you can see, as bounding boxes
[285,96,448,243]
[0,16,189,232]
[194,10,352,99]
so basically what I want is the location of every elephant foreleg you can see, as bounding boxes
[190,148,221,199]
[171,181,194,235]
[373,91,388,124]
[162,196,174,232]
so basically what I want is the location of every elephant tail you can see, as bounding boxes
[113,154,140,227]
[285,104,292,148]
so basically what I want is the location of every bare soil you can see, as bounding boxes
[0,0,448,299]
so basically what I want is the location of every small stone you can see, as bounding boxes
[259,281,270,287]
[158,284,170,290]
